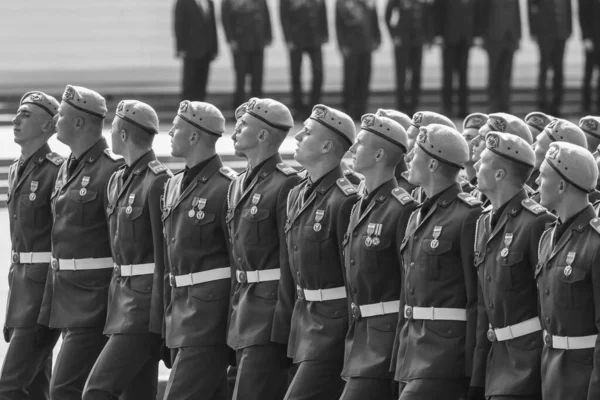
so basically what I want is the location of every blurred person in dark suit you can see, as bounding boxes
[528,0,572,117]
[174,0,219,102]
[476,0,521,113]
[280,0,329,118]
[385,0,434,116]
[222,0,273,109]
[434,0,477,119]
[580,0,600,114]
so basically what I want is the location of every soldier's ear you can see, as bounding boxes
[258,129,269,142]
[75,117,84,129]
[322,140,333,153]
[559,180,565,192]
[41,120,55,134]
[428,158,439,172]
[375,148,385,162]
[495,168,506,181]
[189,131,198,144]
[120,129,127,142]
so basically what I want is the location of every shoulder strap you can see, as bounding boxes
[457,192,482,207]
[276,162,297,176]
[391,187,415,205]
[336,177,357,196]
[521,198,547,215]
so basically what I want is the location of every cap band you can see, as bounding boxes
[362,127,407,153]
[63,99,105,119]
[247,111,291,131]
[545,129,558,142]
[21,101,55,117]
[310,117,352,146]
[417,142,464,169]
[526,121,544,133]
[117,113,156,135]
[547,159,593,193]
[581,127,600,139]
[488,147,535,168]
[178,113,221,137]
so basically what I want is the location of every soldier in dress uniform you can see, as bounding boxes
[336,0,381,120]
[470,132,555,400]
[340,113,418,400]
[222,0,273,108]
[0,92,63,400]
[277,105,357,400]
[82,101,171,399]
[227,98,302,400]
[535,142,600,400]
[159,101,235,400]
[280,0,328,117]
[462,113,488,190]
[37,85,124,399]
[391,124,482,400]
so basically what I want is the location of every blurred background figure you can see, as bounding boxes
[580,0,600,114]
[222,0,273,108]
[280,0,328,119]
[384,0,433,116]
[528,0,572,117]
[336,0,380,120]
[173,0,219,102]
[434,0,477,119]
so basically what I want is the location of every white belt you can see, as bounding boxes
[171,267,231,287]
[358,300,400,318]
[297,285,346,301]
[544,330,597,350]
[487,317,541,342]
[114,263,155,277]
[11,251,51,264]
[404,305,467,321]
[51,257,113,271]
[236,268,280,283]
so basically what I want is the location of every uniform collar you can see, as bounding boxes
[245,154,282,183]
[122,150,155,182]
[309,165,343,197]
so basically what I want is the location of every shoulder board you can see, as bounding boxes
[336,177,357,196]
[219,166,238,180]
[590,217,600,236]
[103,149,122,161]
[46,152,64,166]
[392,187,415,205]
[276,162,297,176]
[148,160,169,175]
[457,192,482,207]
[521,198,546,215]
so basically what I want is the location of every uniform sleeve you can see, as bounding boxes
[587,244,600,399]
[148,174,170,335]
[336,195,357,259]
[174,0,187,52]
[160,183,173,338]
[470,276,490,388]
[221,0,234,44]
[528,213,556,270]
[271,175,302,345]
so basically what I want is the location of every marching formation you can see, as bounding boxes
[1,84,600,400]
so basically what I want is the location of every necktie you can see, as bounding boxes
[67,156,80,179]
[16,159,27,181]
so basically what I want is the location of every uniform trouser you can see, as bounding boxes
[232,49,264,108]
[537,38,566,113]
[442,40,470,115]
[50,328,108,400]
[394,44,423,113]
[398,378,466,400]
[339,377,395,400]
[283,359,344,400]
[233,343,289,400]
[289,47,323,111]
[0,327,59,400]
[182,55,212,102]
[486,40,517,113]
[163,345,229,400]
[82,333,161,400]
[342,51,372,120]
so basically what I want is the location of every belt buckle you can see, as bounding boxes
[11,251,19,264]
[237,271,247,283]
[297,287,304,300]
[351,303,361,320]
[169,274,176,287]
[487,329,497,342]
[404,306,413,319]
[113,264,121,277]
[544,332,553,347]
[51,258,59,271]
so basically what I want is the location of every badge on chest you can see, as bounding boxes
[80,176,90,196]
[365,223,382,247]
[564,252,576,277]
[313,209,324,232]
[29,181,39,201]
[189,197,207,220]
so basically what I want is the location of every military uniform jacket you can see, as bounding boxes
[174,0,219,59]
[385,0,435,47]
[161,156,235,348]
[335,0,381,54]
[280,167,356,363]
[535,205,600,400]
[280,0,328,50]
[39,139,124,328]
[471,191,554,396]
[5,144,63,328]
[227,155,301,350]
[103,151,171,336]
[392,183,482,381]
[221,0,273,51]
[342,179,418,379]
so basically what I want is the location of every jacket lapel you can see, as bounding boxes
[232,155,282,210]
[13,144,51,193]
[173,156,223,210]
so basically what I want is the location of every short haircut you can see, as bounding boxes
[491,154,533,187]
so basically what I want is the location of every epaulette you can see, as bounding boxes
[590,217,600,235]
[336,177,357,196]
[276,162,297,176]
[148,160,169,175]
[219,166,238,180]
[392,187,415,205]
[103,149,122,161]
[457,192,482,207]
[521,198,546,215]
[46,152,64,166]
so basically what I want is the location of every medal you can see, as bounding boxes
[126,194,135,215]
[564,252,576,277]
[192,197,199,207]
[365,223,376,247]
[80,176,90,196]
[314,209,324,232]
[188,209,196,218]
[431,226,442,249]
[29,180,38,201]
[196,198,207,220]
[251,194,261,215]
[372,224,382,246]
[500,233,513,257]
